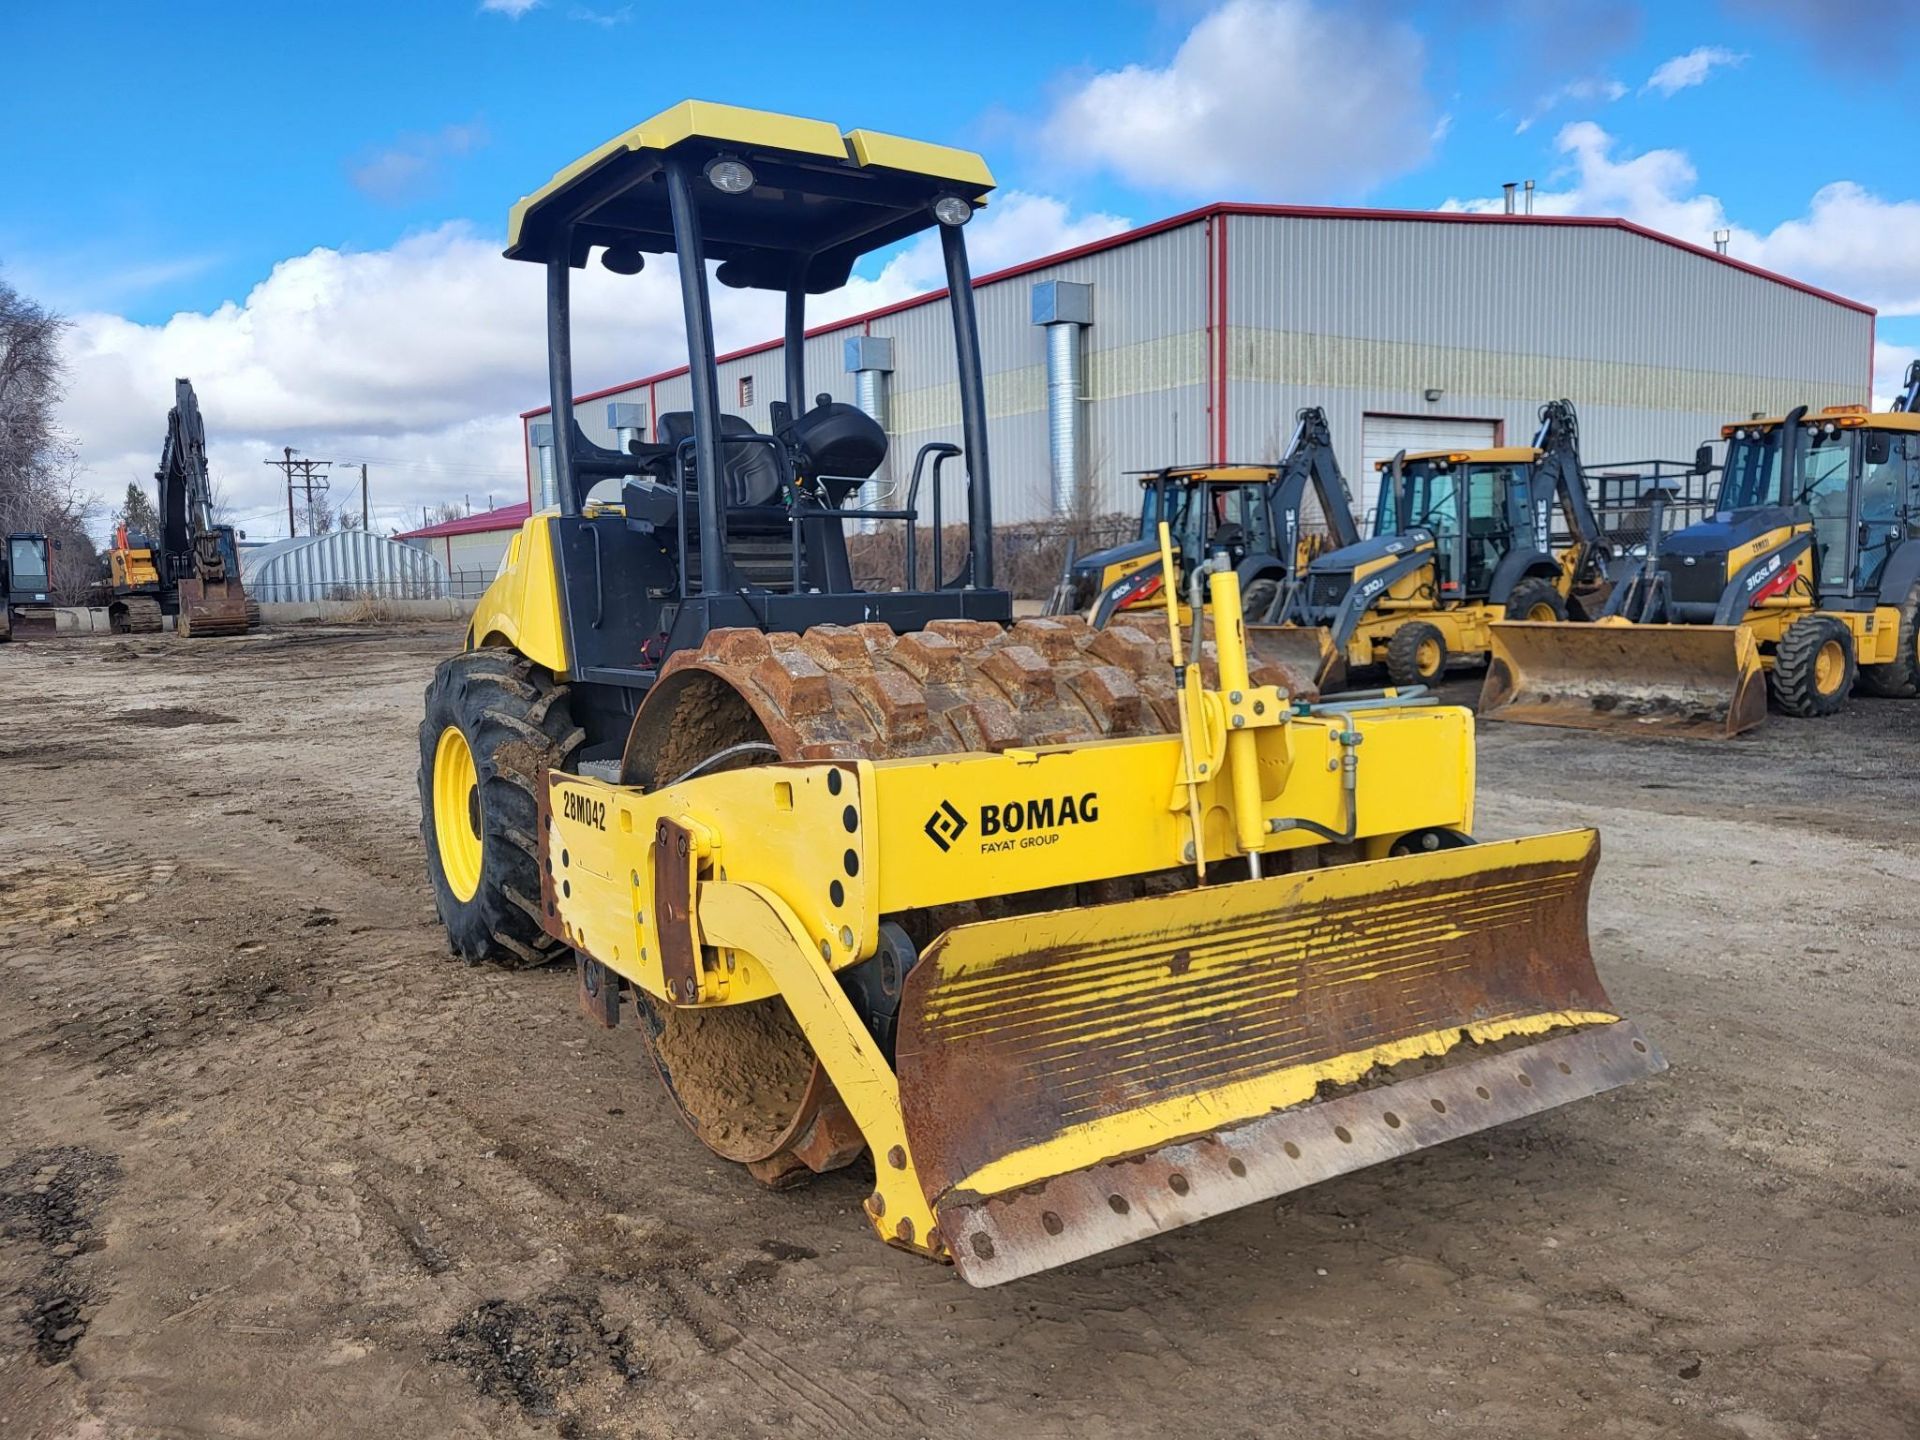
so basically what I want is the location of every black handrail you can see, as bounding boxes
[904,443,962,590]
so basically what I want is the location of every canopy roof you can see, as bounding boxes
[1376,446,1541,469]
[1728,406,1920,434]
[505,100,995,293]
[1129,464,1279,487]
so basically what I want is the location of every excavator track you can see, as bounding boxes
[616,614,1309,1185]
[113,597,164,634]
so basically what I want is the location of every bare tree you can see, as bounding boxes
[0,271,99,600]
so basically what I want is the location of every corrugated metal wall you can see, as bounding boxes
[526,211,1872,528]
[1226,214,1872,510]
[244,530,449,602]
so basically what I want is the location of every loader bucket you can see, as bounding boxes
[176,579,252,638]
[1479,620,1765,739]
[1247,623,1346,693]
[893,829,1664,1285]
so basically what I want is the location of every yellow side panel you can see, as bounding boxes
[843,129,995,188]
[466,515,569,675]
[870,710,1474,915]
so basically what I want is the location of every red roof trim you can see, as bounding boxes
[396,500,531,540]
[520,201,1874,420]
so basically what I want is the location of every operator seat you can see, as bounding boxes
[656,412,785,506]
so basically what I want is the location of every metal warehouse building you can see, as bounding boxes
[520,203,1873,528]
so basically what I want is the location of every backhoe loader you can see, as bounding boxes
[1482,371,1920,738]
[1255,400,1607,691]
[1049,406,1360,628]
[417,102,1663,1286]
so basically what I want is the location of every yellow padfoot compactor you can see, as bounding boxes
[419,101,1664,1285]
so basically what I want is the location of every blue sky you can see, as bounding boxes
[7,0,1919,533]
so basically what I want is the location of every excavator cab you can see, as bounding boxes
[2,533,56,638]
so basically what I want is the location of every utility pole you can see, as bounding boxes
[263,448,332,536]
[359,462,369,530]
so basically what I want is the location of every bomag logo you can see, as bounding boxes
[562,790,607,831]
[927,792,1101,854]
[924,800,967,852]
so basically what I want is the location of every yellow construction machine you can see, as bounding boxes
[417,102,1664,1285]
[1047,406,1359,628]
[1255,400,1609,690]
[1482,377,1920,738]
[96,380,252,636]
[2,532,56,639]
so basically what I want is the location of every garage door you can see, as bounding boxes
[1359,414,1500,527]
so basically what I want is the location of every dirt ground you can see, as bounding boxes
[1,623,1916,1440]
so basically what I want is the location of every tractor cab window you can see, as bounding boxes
[1373,476,1399,536]
[1716,429,1784,512]
[1799,430,1857,591]
[1857,429,1914,591]
[1138,479,1190,542]
[1396,462,1464,588]
[8,537,48,591]
[1211,484,1275,559]
[1463,465,1517,597]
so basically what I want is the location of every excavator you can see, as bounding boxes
[99,379,252,636]
[1048,406,1360,627]
[416,101,1663,1286]
[2,532,56,640]
[1255,400,1608,691]
[1482,368,1920,738]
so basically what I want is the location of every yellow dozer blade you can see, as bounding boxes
[894,828,1664,1286]
[1247,623,1346,692]
[1479,619,1766,739]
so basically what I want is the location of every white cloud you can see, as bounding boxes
[1872,340,1917,411]
[1515,76,1627,134]
[839,191,1129,306]
[1644,46,1747,96]
[55,194,1127,535]
[1444,122,1920,315]
[568,4,631,23]
[1041,0,1434,199]
[348,121,489,205]
[479,0,539,15]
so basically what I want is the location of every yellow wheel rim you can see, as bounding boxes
[1417,637,1443,675]
[1527,602,1557,622]
[433,725,483,903]
[1813,638,1845,696]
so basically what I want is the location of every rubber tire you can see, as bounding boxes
[418,650,583,966]
[1504,578,1568,623]
[1240,575,1281,624]
[1386,621,1448,688]
[1769,614,1856,718]
[1858,582,1920,698]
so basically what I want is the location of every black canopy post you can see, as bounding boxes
[940,223,993,588]
[665,157,729,593]
[783,281,807,413]
[545,254,580,516]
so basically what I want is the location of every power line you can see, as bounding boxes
[263,448,332,537]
